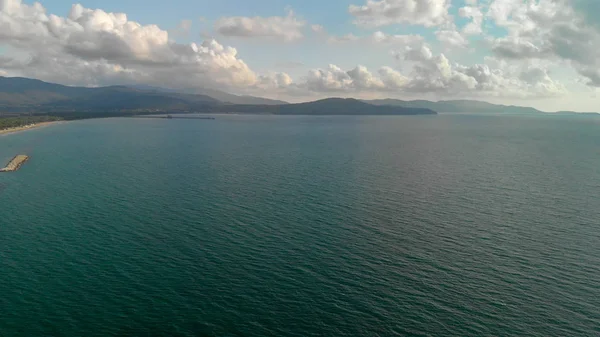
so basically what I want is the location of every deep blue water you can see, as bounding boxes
[1,114,599,336]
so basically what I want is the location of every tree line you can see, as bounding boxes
[0,116,63,130]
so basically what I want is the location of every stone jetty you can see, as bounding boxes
[0,155,29,172]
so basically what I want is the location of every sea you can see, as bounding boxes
[0,114,599,336]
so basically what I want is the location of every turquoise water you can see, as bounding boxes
[1,115,600,336]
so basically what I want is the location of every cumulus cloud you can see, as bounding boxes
[349,0,451,27]
[257,72,294,91]
[459,5,483,35]
[378,66,409,89]
[0,0,581,101]
[491,37,550,59]
[291,45,566,99]
[0,0,282,92]
[305,65,360,92]
[303,64,399,92]
[398,46,566,97]
[214,10,305,42]
[435,29,468,48]
[401,46,476,93]
[486,0,600,87]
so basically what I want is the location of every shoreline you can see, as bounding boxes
[0,121,63,136]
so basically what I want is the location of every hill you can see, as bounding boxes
[0,77,219,113]
[0,77,436,116]
[555,111,599,115]
[0,77,93,106]
[211,98,437,115]
[5,77,598,117]
[46,87,220,111]
[366,99,543,114]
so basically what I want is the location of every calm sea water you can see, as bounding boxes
[1,115,599,336]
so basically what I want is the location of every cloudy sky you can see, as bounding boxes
[1,0,599,111]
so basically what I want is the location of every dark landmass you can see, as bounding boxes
[0,77,218,114]
[133,115,216,120]
[8,76,594,119]
[365,99,544,114]
[210,98,436,115]
[555,111,599,115]
[40,98,436,118]
[0,77,436,117]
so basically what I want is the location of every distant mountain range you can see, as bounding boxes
[2,76,593,117]
[209,98,436,115]
[0,77,219,112]
[365,99,543,114]
[0,77,434,116]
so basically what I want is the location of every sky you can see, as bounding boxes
[1,0,599,111]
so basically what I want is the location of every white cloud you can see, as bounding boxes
[371,31,424,45]
[378,66,408,88]
[0,0,269,91]
[347,65,386,90]
[299,45,566,98]
[258,72,293,89]
[304,65,353,92]
[398,45,566,97]
[459,6,483,35]
[0,0,590,106]
[491,37,550,59]
[400,45,433,61]
[311,24,324,33]
[349,0,451,27]
[214,10,305,42]
[435,30,468,48]
[303,64,388,92]
[486,0,600,87]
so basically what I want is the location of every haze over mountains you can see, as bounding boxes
[0,76,433,116]
[212,98,435,115]
[365,99,543,114]
[129,84,287,105]
[0,76,592,116]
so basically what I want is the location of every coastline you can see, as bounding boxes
[0,121,63,136]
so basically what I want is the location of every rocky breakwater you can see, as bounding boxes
[0,155,29,172]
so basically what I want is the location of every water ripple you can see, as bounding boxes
[1,115,599,336]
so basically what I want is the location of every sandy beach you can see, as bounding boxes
[0,121,63,136]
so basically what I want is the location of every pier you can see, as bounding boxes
[0,155,29,172]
